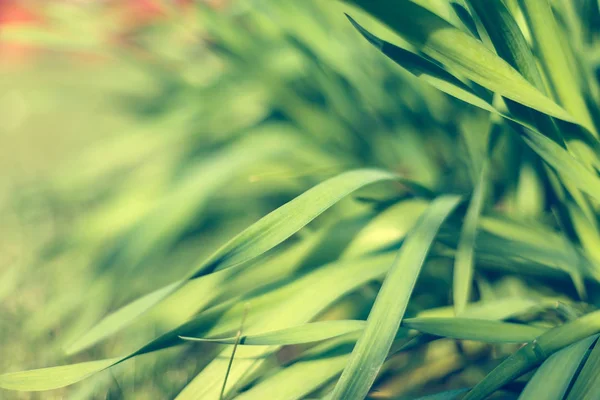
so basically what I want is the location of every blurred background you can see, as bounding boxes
[0,0,494,398]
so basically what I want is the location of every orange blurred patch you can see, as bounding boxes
[0,1,43,26]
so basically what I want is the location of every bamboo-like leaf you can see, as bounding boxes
[346,0,577,124]
[519,335,597,400]
[330,195,461,400]
[464,310,600,400]
[454,162,487,314]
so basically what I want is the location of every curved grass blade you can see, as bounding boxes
[565,336,600,399]
[519,0,596,135]
[346,0,576,124]
[183,317,543,347]
[342,198,430,259]
[175,252,399,400]
[235,355,349,400]
[403,318,545,343]
[346,16,600,206]
[0,358,121,392]
[0,253,397,392]
[330,195,461,400]
[454,161,487,314]
[66,281,182,354]
[414,388,470,400]
[519,335,597,400]
[522,129,600,201]
[464,310,600,400]
[180,320,366,346]
[346,15,495,113]
[67,169,416,354]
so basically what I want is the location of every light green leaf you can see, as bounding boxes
[342,198,430,258]
[519,335,597,400]
[235,355,349,400]
[519,0,597,135]
[346,15,496,113]
[68,169,414,354]
[346,0,577,124]
[175,252,399,400]
[403,317,545,343]
[180,320,366,346]
[454,162,487,314]
[464,310,600,400]
[331,195,461,400]
[565,336,600,399]
[0,358,120,392]
[522,129,600,202]
[180,317,541,347]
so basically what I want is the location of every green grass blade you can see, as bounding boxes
[0,358,121,392]
[414,388,470,399]
[235,355,349,400]
[519,335,597,400]
[179,317,541,347]
[330,195,461,400]
[347,0,577,124]
[346,15,496,113]
[464,310,600,400]
[179,320,366,346]
[174,252,399,400]
[65,281,182,354]
[67,169,410,354]
[519,0,596,134]
[454,162,487,314]
[346,12,599,200]
[403,317,545,343]
[565,336,600,399]
[522,129,600,201]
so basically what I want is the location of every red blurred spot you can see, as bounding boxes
[0,1,43,26]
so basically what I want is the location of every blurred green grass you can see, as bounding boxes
[3,0,600,399]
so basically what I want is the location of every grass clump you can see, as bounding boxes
[3,0,600,399]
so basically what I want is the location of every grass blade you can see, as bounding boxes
[464,310,600,400]
[565,336,600,399]
[180,320,366,346]
[346,15,495,113]
[330,195,461,400]
[403,318,545,343]
[454,162,487,314]
[346,0,576,124]
[67,169,412,354]
[519,335,597,400]
[0,358,121,392]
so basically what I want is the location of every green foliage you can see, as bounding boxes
[3,0,600,399]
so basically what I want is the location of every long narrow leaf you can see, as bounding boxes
[519,335,597,400]
[330,195,461,400]
[67,169,414,354]
[464,310,600,400]
[454,162,487,314]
